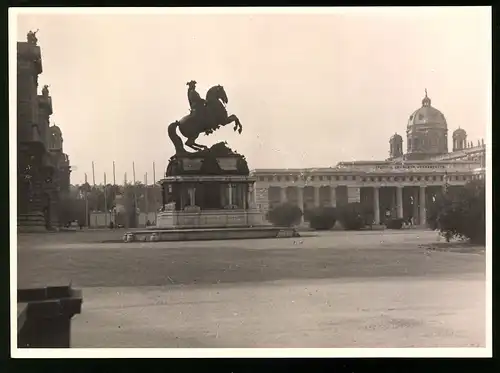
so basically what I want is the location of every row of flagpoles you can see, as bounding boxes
[83,161,158,187]
[82,161,159,227]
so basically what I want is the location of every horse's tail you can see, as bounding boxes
[168,121,185,154]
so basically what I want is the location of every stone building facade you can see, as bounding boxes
[17,34,71,231]
[251,91,486,226]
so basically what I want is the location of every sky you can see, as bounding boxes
[13,7,491,185]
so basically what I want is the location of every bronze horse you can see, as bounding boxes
[168,85,243,154]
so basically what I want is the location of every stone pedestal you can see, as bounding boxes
[157,142,265,229]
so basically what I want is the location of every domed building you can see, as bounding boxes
[251,89,486,227]
[388,90,448,160]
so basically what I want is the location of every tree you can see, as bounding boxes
[58,194,86,226]
[308,207,337,230]
[266,203,303,227]
[429,179,485,244]
[337,202,366,230]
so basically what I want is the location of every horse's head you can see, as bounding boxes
[207,85,228,104]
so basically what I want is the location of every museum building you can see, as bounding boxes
[251,91,486,225]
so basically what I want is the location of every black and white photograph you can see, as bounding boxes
[10,7,490,357]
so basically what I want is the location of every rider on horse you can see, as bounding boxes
[187,80,206,117]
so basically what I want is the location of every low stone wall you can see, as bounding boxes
[124,226,298,242]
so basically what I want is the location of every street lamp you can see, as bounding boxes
[443,171,449,195]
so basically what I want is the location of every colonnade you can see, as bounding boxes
[270,184,438,225]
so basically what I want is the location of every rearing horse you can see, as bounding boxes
[168,85,243,154]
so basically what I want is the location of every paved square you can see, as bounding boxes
[17,230,486,348]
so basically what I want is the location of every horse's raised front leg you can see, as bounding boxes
[226,114,243,134]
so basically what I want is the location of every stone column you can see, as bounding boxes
[280,187,287,204]
[228,183,233,206]
[419,186,427,225]
[297,187,304,224]
[314,186,320,207]
[188,185,196,206]
[330,186,337,207]
[246,183,252,209]
[396,186,404,219]
[241,184,247,210]
[373,186,380,224]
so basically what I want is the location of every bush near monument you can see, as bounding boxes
[337,202,366,230]
[266,203,303,227]
[308,207,337,230]
[385,218,404,230]
[428,179,485,244]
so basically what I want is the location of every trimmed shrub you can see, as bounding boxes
[428,179,485,244]
[308,207,337,230]
[385,218,404,230]
[337,202,366,230]
[267,203,303,227]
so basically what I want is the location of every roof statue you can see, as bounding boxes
[27,29,39,45]
[167,80,243,154]
[42,84,50,97]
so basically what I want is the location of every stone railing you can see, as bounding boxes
[431,145,485,161]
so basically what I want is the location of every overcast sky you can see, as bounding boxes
[14,7,491,185]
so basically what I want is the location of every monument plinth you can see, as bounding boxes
[157,142,263,229]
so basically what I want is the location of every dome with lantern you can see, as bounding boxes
[405,89,449,159]
[407,89,447,129]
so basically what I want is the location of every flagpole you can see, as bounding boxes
[84,173,89,228]
[144,172,149,226]
[153,161,157,223]
[112,161,116,227]
[153,162,156,185]
[132,162,137,226]
[104,172,108,227]
[91,161,96,219]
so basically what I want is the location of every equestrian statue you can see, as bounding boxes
[168,80,243,154]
